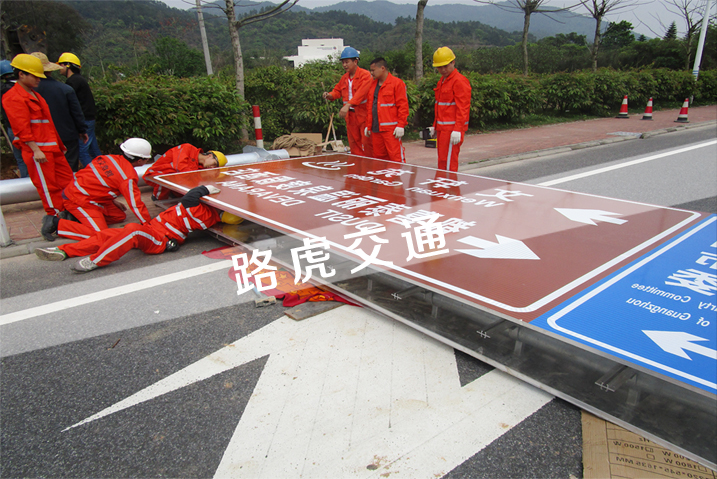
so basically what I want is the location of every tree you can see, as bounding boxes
[208,0,298,140]
[580,0,638,71]
[1,0,90,61]
[153,37,205,77]
[665,0,702,69]
[664,21,678,39]
[474,0,576,75]
[414,0,429,81]
[601,20,635,49]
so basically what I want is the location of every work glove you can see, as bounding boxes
[205,185,221,195]
[393,127,404,139]
[450,131,461,145]
[428,127,435,138]
[364,127,371,137]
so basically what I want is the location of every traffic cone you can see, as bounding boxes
[675,98,690,123]
[642,98,653,120]
[616,95,629,118]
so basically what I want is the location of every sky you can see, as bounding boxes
[159,0,713,38]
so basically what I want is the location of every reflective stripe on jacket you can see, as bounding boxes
[64,154,151,224]
[1,83,65,153]
[365,73,409,133]
[433,69,471,132]
[150,202,220,243]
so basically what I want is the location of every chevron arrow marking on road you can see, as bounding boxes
[63,307,552,478]
[456,235,540,260]
[644,330,717,361]
[555,208,628,226]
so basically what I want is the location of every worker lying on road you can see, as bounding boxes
[143,143,227,201]
[40,137,154,242]
[35,185,243,273]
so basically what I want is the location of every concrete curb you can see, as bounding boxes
[0,237,74,260]
[459,120,716,173]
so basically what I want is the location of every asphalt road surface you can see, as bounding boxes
[1,124,715,478]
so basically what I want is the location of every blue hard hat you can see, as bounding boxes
[340,47,360,60]
[0,60,13,77]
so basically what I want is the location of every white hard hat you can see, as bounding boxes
[120,138,152,159]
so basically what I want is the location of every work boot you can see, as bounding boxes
[41,215,59,242]
[58,210,78,223]
[35,247,68,261]
[71,257,99,273]
[164,239,180,252]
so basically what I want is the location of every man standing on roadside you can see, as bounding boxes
[58,52,101,166]
[428,47,471,172]
[2,54,72,224]
[32,52,88,172]
[323,47,373,157]
[364,58,409,163]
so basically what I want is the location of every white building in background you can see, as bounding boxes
[284,38,358,68]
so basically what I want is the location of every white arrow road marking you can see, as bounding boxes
[555,208,628,226]
[644,330,717,361]
[455,235,540,260]
[64,306,552,478]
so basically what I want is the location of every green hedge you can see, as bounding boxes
[93,75,248,155]
[91,67,716,152]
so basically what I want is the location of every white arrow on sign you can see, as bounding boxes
[456,235,540,260]
[555,208,627,226]
[644,330,717,361]
[63,307,551,478]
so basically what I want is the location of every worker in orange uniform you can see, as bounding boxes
[40,138,153,242]
[323,47,373,158]
[143,143,227,201]
[364,58,409,163]
[35,185,244,273]
[2,54,73,227]
[428,47,471,172]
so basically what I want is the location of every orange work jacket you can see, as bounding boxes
[143,143,203,181]
[65,154,151,224]
[150,202,220,244]
[330,67,373,122]
[365,73,409,133]
[433,69,471,132]
[2,83,65,153]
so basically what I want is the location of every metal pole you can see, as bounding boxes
[692,0,715,79]
[0,208,14,247]
[196,0,214,76]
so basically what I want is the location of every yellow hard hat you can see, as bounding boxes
[210,150,227,167]
[10,54,46,78]
[58,52,81,68]
[432,47,456,67]
[220,212,244,225]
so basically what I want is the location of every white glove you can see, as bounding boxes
[205,185,221,195]
[393,127,405,139]
[450,131,461,145]
[428,127,435,138]
[364,127,371,137]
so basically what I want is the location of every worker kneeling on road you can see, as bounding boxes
[428,47,471,172]
[143,143,227,201]
[41,138,153,242]
[323,47,373,158]
[364,58,409,163]
[35,185,243,273]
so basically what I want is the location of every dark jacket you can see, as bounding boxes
[35,76,87,142]
[66,73,97,121]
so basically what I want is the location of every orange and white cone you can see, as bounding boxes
[616,95,629,118]
[642,98,653,120]
[675,98,690,123]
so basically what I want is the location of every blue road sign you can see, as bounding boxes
[532,215,717,394]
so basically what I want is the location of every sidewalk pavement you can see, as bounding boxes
[1,105,715,258]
